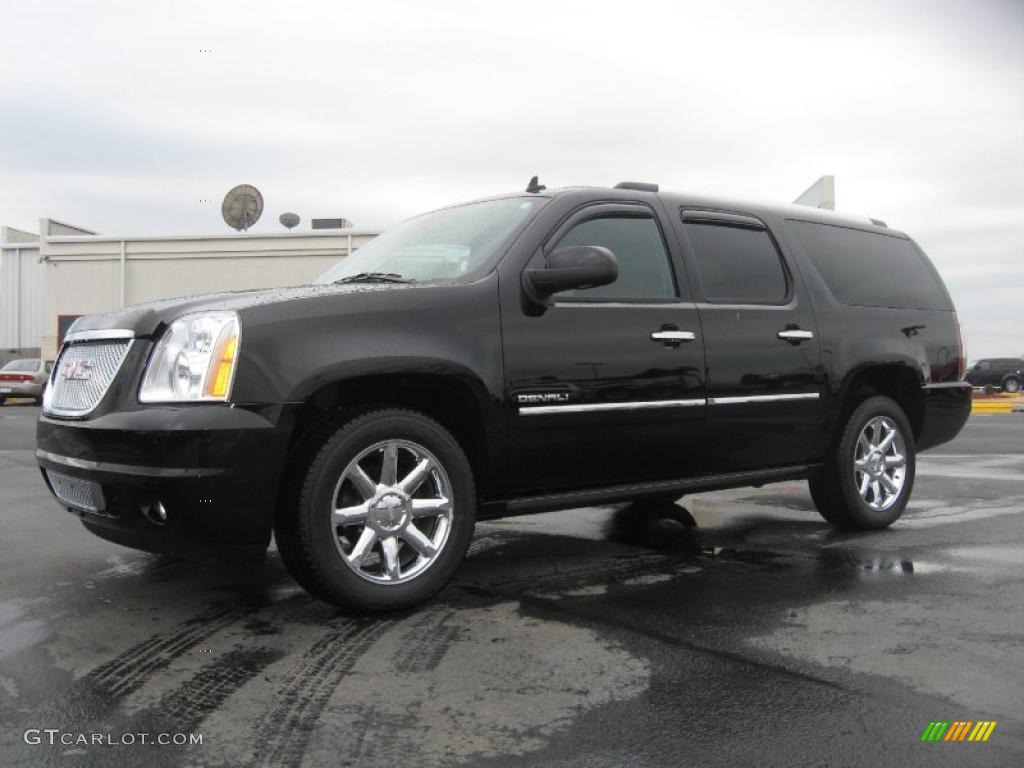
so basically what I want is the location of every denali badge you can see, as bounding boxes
[517,392,572,404]
[63,360,94,381]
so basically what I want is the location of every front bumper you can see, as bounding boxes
[36,403,297,560]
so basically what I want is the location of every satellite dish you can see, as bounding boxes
[221,184,264,231]
[279,212,300,230]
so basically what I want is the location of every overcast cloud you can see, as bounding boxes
[1,0,1021,357]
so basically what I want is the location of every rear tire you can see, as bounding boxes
[0,396,6,406]
[1004,376,1021,394]
[276,408,476,611]
[809,395,915,530]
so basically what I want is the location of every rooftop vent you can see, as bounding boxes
[311,218,353,230]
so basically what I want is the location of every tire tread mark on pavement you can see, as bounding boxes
[47,603,260,725]
[392,610,464,675]
[339,611,466,763]
[141,647,284,732]
[254,617,393,768]
[86,605,243,697]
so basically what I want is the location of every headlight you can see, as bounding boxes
[139,312,240,402]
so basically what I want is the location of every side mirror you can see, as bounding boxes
[522,245,618,305]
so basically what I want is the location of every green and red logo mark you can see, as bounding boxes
[921,721,997,742]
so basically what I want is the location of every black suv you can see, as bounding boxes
[965,358,1023,393]
[37,183,971,610]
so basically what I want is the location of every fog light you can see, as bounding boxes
[145,501,168,525]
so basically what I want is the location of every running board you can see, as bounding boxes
[494,464,821,516]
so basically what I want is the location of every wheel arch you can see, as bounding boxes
[832,363,925,446]
[281,366,500,503]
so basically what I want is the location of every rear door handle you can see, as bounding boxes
[651,330,696,343]
[777,329,814,341]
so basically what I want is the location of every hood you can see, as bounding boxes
[69,282,420,338]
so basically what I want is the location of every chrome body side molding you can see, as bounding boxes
[518,398,706,415]
[518,392,820,415]
[708,393,820,405]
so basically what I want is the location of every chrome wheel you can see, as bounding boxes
[1005,378,1020,393]
[330,439,453,585]
[853,416,907,512]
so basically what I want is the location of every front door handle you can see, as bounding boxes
[777,329,814,342]
[651,330,696,343]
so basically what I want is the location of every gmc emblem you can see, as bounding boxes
[62,359,94,381]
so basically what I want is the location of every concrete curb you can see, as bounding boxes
[971,395,1024,415]
[973,404,1014,414]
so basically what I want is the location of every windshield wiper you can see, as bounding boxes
[334,272,414,284]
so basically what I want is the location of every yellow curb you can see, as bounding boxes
[972,402,1015,414]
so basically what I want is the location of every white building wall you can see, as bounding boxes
[0,226,44,355]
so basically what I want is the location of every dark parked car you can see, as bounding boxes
[0,359,53,404]
[37,182,971,610]
[965,358,1023,393]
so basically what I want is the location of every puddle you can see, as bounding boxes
[0,599,51,661]
[813,548,959,578]
[895,503,1024,529]
[943,546,1024,567]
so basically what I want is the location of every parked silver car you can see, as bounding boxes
[0,359,53,405]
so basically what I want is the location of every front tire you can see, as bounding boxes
[1004,376,1021,394]
[276,409,476,611]
[809,395,915,530]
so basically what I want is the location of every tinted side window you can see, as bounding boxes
[553,216,676,301]
[684,223,788,303]
[787,220,952,310]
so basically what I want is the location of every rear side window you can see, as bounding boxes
[683,223,788,303]
[552,215,676,301]
[787,220,952,310]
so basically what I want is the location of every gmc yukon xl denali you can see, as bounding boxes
[37,182,971,610]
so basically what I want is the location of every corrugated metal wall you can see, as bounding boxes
[0,245,44,351]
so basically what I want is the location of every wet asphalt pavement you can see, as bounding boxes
[1,402,1022,767]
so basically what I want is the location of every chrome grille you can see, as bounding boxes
[46,338,132,417]
[46,470,101,513]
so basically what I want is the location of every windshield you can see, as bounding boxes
[2,359,40,372]
[316,197,542,284]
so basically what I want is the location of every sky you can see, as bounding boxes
[1,0,1021,357]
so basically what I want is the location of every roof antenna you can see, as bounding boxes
[525,175,546,193]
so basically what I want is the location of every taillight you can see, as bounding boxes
[953,312,966,381]
[0,373,34,382]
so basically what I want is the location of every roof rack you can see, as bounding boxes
[614,181,659,193]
